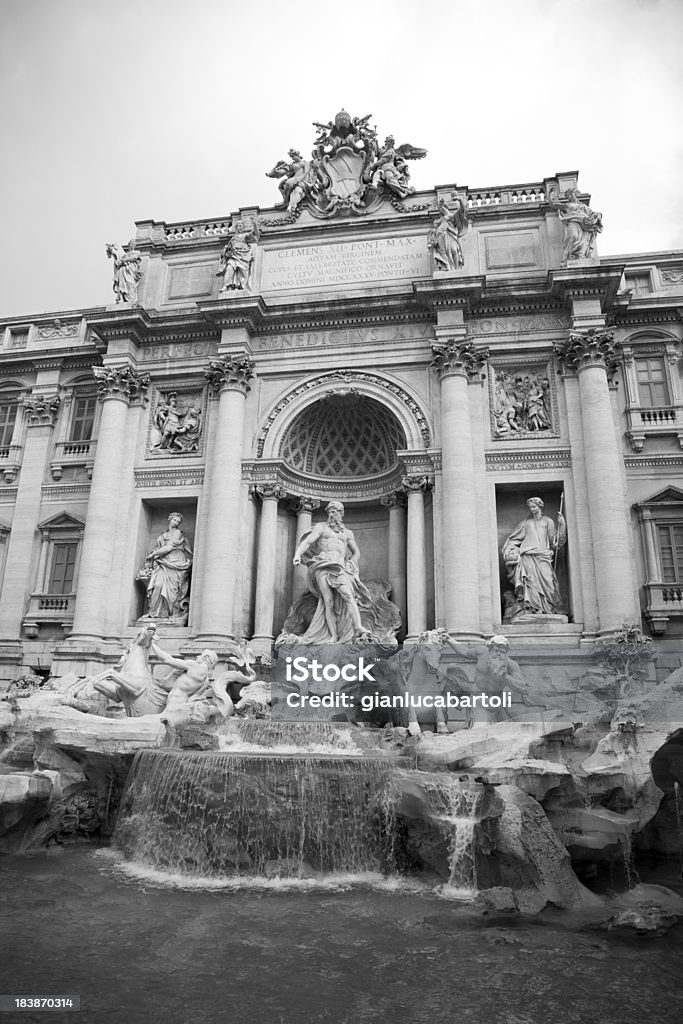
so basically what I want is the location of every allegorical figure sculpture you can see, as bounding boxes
[428,197,470,272]
[502,497,566,619]
[368,135,426,199]
[105,242,143,303]
[217,217,259,291]
[266,149,322,214]
[139,512,193,625]
[152,393,201,453]
[548,187,603,265]
[292,501,370,643]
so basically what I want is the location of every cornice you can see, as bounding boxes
[485,448,572,471]
[413,276,486,310]
[624,454,683,470]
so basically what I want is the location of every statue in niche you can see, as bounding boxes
[216,217,259,291]
[152,392,202,453]
[105,242,143,303]
[502,497,566,620]
[548,187,603,265]
[492,371,551,436]
[280,501,399,647]
[291,501,369,643]
[138,512,193,625]
[428,197,470,272]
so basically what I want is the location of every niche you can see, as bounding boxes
[132,499,197,627]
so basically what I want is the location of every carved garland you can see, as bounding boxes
[256,371,432,458]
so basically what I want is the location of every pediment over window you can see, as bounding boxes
[36,512,85,532]
[637,487,683,509]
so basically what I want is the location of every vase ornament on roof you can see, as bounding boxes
[265,109,427,219]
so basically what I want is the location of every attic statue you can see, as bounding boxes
[105,242,142,303]
[548,187,603,265]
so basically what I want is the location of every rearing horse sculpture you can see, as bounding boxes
[91,624,167,717]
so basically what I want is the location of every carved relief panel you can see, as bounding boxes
[146,384,206,458]
[488,359,559,441]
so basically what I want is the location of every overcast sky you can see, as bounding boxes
[1,0,682,319]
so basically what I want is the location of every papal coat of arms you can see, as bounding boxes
[265,109,427,219]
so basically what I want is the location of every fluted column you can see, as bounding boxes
[403,475,431,639]
[0,393,61,638]
[70,366,149,640]
[555,328,637,631]
[291,497,320,601]
[381,491,407,637]
[638,508,660,583]
[431,339,488,636]
[252,483,286,653]
[197,355,255,640]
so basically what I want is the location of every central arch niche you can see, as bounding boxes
[280,395,407,481]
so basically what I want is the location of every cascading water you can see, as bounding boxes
[115,750,403,878]
[218,719,364,753]
[408,773,483,889]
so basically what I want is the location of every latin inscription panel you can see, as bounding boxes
[260,235,430,291]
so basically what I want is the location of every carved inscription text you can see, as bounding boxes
[261,236,429,291]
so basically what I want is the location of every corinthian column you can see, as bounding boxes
[291,497,320,601]
[403,475,431,639]
[252,482,287,655]
[196,355,254,640]
[70,366,149,640]
[431,339,488,636]
[555,328,637,631]
[381,491,407,637]
[0,393,61,639]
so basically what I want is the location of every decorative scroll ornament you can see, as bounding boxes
[264,109,427,221]
[292,497,321,515]
[93,365,151,404]
[402,475,433,492]
[23,393,61,427]
[431,340,489,381]
[205,356,255,395]
[381,491,408,509]
[554,328,620,380]
[255,482,287,502]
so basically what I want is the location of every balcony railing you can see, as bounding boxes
[23,593,76,635]
[50,439,96,481]
[642,582,683,635]
[627,405,683,452]
[0,443,23,484]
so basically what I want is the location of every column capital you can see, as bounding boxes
[554,328,621,379]
[205,354,255,395]
[22,392,60,427]
[291,496,321,515]
[253,482,286,502]
[431,340,488,382]
[93,365,150,404]
[381,490,408,509]
[402,474,433,493]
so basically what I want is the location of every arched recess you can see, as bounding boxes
[256,370,432,461]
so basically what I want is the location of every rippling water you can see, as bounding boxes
[1,848,682,1024]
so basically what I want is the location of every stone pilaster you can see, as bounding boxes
[0,391,61,642]
[195,355,255,640]
[555,328,637,631]
[381,491,407,638]
[69,366,149,641]
[637,507,660,583]
[431,339,488,636]
[402,475,431,640]
[252,482,287,656]
[291,497,320,601]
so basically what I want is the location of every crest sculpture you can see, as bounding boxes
[266,109,427,219]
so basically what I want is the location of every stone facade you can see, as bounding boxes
[1,158,683,684]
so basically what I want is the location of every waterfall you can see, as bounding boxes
[218,720,362,753]
[115,750,399,879]
[674,780,683,878]
[411,774,483,890]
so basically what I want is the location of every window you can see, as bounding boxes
[69,394,97,442]
[0,399,18,448]
[657,524,683,584]
[48,542,78,594]
[624,272,652,296]
[636,356,669,407]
